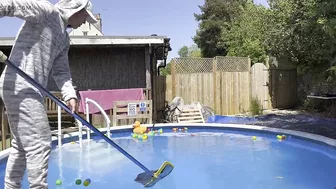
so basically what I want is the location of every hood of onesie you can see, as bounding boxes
[54,0,98,24]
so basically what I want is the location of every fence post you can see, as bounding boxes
[171,59,176,98]
[248,56,252,111]
[265,56,273,109]
[213,57,217,114]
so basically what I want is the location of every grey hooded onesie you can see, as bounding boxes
[0,0,96,188]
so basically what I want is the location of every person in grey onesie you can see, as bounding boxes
[0,0,97,188]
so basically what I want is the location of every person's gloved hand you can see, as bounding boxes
[66,98,77,113]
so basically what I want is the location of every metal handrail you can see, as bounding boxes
[57,98,111,148]
[85,98,111,140]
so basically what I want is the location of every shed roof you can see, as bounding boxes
[0,35,171,60]
[0,35,169,46]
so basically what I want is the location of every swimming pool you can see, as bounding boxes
[0,124,336,189]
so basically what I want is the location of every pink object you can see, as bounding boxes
[78,88,145,114]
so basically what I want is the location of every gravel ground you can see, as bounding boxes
[242,109,336,139]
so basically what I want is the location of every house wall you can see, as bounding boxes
[47,45,148,92]
[68,22,103,36]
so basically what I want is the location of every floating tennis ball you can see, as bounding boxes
[252,136,257,140]
[75,179,82,185]
[56,179,62,185]
[148,131,154,136]
[83,179,91,186]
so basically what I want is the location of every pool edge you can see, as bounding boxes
[0,123,335,160]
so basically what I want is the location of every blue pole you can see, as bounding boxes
[0,53,150,172]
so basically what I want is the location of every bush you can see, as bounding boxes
[250,97,263,116]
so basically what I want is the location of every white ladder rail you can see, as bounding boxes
[57,98,111,148]
[85,98,111,140]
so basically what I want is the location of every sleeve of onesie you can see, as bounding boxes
[0,0,54,23]
[51,44,78,102]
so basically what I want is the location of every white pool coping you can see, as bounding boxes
[1,123,336,160]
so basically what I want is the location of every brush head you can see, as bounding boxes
[0,51,7,63]
[135,161,174,187]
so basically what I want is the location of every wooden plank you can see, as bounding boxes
[114,115,152,119]
[178,119,204,123]
[177,108,204,123]
[213,58,217,114]
[165,75,172,102]
[112,100,152,126]
[251,63,269,110]
[179,116,203,120]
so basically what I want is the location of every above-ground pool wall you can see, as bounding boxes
[47,45,148,91]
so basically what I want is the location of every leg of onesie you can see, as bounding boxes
[4,137,26,189]
[4,93,52,189]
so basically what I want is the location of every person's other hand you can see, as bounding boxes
[66,98,77,113]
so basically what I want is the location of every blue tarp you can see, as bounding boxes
[206,115,258,124]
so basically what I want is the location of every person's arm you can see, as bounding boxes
[0,0,54,23]
[51,44,78,103]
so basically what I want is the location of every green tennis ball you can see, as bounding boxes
[83,179,91,186]
[75,179,82,185]
[56,179,62,185]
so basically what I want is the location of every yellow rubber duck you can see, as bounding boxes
[133,121,147,134]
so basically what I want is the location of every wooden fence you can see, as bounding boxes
[164,57,298,115]
[269,68,297,108]
[165,56,251,115]
[112,100,152,126]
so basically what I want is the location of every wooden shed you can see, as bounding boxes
[0,35,171,123]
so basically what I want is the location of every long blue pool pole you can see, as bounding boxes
[0,51,150,173]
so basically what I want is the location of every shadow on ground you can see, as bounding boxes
[208,113,336,139]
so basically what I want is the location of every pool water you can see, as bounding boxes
[0,127,336,189]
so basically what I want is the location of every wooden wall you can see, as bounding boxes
[269,68,298,109]
[47,46,148,91]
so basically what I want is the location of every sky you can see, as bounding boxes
[0,0,268,61]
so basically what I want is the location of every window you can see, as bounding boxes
[83,31,88,36]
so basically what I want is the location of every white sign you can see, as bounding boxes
[139,102,146,111]
[128,103,137,115]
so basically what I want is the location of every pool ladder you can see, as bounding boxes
[57,98,111,148]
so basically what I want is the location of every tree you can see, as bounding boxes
[193,0,249,57]
[159,61,172,76]
[178,44,202,58]
[265,0,336,73]
[178,46,189,57]
[188,44,202,57]
[225,1,269,63]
